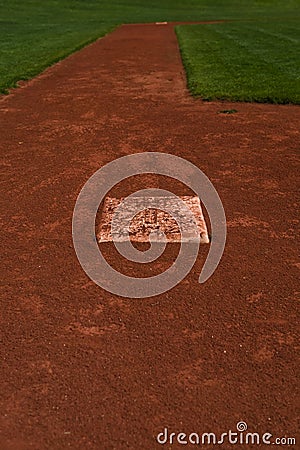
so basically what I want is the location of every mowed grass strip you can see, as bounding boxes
[0,1,117,94]
[0,0,298,94]
[176,21,300,104]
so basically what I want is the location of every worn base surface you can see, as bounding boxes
[97,196,209,243]
[1,22,299,450]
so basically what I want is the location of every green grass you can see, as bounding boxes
[176,20,300,103]
[0,1,116,93]
[0,1,299,97]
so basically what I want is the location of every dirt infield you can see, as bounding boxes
[1,23,299,449]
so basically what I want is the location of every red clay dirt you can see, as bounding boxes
[1,23,299,449]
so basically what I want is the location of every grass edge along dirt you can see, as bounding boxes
[0,0,299,99]
[176,20,300,104]
[0,24,116,94]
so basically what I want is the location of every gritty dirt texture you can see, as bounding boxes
[1,23,299,449]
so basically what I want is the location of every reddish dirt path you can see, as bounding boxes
[1,23,299,449]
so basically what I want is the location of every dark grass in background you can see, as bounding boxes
[0,0,299,101]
